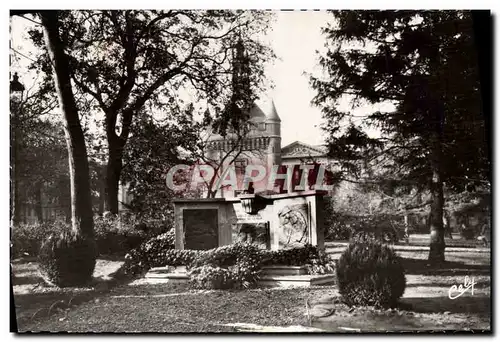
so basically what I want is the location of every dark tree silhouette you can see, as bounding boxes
[311,11,488,263]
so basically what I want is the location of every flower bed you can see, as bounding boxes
[122,235,336,289]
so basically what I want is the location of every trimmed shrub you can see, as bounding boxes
[38,231,97,287]
[336,240,406,308]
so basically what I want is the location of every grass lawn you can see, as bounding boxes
[13,248,491,333]
[19,284,336,332]
[12,257,124,328]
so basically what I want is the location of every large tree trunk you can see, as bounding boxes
[427,108,445,264]
[41,11,94,239]
[105,140,124,214]
[428,161,445,264]
[427,19,446,264]
[98,165,106,216]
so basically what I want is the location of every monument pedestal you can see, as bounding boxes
[145,265,335,288]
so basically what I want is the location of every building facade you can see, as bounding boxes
[203,98,332,198]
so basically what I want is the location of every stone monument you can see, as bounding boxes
[173,190,326,251]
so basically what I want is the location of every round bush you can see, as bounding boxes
[336,241,406,308]
[38,231,97,287]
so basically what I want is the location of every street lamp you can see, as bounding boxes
[239,193,268,215]
[10,72,25,93]
[10,72,24,227]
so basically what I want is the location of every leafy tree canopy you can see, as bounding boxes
[311,10,488,194]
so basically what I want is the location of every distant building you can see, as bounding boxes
[16,97,333,222]
[17,181,70,224]
[203,98,333,198]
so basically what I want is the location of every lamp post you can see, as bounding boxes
[10,72,24,227]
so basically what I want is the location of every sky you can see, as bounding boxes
[9,11,335,147]
[9,10,395,148]
[261,11,394,146]
[262,11,331,147]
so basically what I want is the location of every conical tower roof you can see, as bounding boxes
[248,102,268,122]
[248,98,281,123]
[266,99,281,122]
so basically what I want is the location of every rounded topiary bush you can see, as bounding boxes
[336,241,406,308]
[38,231,97,287]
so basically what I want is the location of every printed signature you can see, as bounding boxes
[448,276,476,299]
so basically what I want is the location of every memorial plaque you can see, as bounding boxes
[183,209,218,250]
[277,203,310,248]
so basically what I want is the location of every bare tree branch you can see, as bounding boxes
[71,74,107,110]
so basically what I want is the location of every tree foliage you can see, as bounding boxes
[312,11,487,187]
[18,116,71,221]
[120,113,191,219]
[27,10,274,213]
[311,10,489,262]
[10,73,68,223]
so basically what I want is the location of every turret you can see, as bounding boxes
[265,100,281,169]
